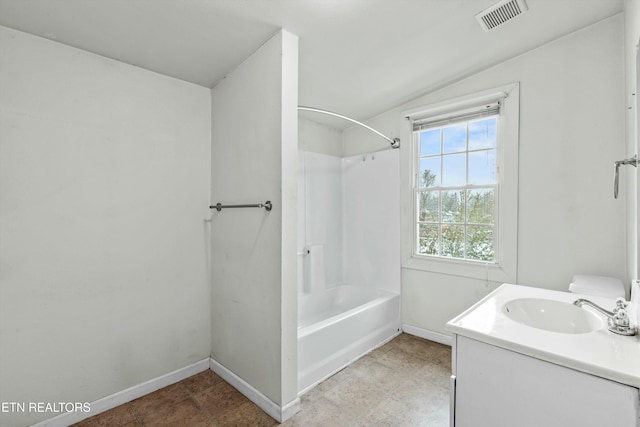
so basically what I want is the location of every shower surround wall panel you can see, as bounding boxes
[0,26,211,427]
[297,149,401,295]
[298,151,344,293]
[297,119,343,296]
[209,30,299,420]
[342,150,401,294]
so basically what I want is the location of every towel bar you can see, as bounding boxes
[209,201,272,212]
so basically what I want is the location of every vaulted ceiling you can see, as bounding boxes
[0,0,623,127]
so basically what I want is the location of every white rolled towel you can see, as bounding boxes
[569,274,625,298]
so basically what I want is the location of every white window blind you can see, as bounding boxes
[412,101,501,131]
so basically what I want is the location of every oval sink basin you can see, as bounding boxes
[503,298,602,334]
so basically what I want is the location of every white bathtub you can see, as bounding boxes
[297,284,401,393]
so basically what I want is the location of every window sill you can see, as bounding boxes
[402,254,511,282]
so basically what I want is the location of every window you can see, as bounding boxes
[415,112,498,262]
[401,83,519,282]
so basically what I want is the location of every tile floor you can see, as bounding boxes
[73,333,451,427]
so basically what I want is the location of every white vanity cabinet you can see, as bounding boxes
[450,335,640,427]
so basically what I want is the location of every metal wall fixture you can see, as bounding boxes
[613,155,638,199]
[298,106,400,149]
[209,201,272,212]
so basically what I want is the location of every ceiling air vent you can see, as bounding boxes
[475,0,528,31]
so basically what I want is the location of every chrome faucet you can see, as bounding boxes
[573,298,637,336]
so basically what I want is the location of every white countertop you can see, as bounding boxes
[446,283,640,388]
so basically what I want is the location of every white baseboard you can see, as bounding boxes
[31,359,210,427]
[31,357,299,427]
[208,358,300,423]
[28,328,445,427]
[402,324,453,346]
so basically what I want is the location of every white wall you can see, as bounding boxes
[210,30,298,409]
[624,0,639,282]
[0,26,211,427]
[299,117,342,157]
[344,15,626,336]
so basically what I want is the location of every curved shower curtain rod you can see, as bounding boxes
[298,106,400,149]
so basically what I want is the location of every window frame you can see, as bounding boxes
[400,83,519,283]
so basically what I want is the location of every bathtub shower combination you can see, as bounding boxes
[296,146,402,393]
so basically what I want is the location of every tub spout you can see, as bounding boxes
[573,298,636,336]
